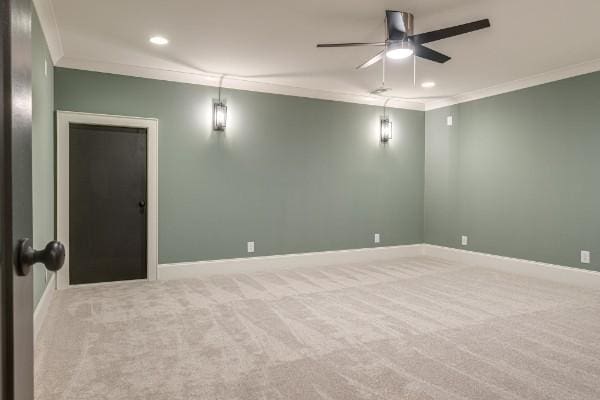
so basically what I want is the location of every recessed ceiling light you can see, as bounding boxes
[149,36,169,45]
[421,81,436,88]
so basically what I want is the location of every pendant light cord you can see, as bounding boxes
[218,75,224,102]
[382,44,387,88]
[413,53,416,87]
[383,98,390,118]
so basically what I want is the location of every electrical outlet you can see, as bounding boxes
[581,250,590,264]
[374,233,380,244]
[461,235,468,246]
[44,59,48,77]
[247,241,255,253]
[447,116,453,126]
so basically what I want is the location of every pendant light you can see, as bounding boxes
[380,99,392,143]
[213,83,227,131]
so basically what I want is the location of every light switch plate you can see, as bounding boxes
[447,116,453,126]
[374,233,380,244]
[581,250,590,264]
[247,241,255,253]
[461,235,468,246]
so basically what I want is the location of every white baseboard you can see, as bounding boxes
[158,244,425,280]
[159,244,600,288]
[34,273,56,342]
[423,244,600,288]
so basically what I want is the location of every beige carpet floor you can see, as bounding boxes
[35,256,600,400]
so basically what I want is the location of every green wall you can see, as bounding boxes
[55,68,425,263]
[425,72,600,271]
[54,56,600,273]
[32,11,55,307]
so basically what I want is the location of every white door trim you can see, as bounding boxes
[56,111,158,289]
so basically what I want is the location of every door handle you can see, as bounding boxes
[16,239,66,276]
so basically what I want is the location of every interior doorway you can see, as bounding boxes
[56,112,158,288]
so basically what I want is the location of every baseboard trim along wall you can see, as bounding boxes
[423,244,600,289]
[158,244,425,280]
[34,273,56,342]
[158,244,600,288]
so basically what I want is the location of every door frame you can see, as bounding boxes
[56,111,158,289]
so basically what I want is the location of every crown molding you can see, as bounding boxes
[56,55,600,113]
[56,57,427,111]
[425,57,600,111]
[33,0,64,64]
[29,1,600,112]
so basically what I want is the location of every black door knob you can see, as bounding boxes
[138,200,146,208]
[16,238,66,276]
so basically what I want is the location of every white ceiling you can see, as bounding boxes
[42,0,600,109]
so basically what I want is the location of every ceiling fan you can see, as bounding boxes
[317,11,490,69]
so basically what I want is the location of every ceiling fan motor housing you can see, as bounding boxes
[388,11,414,40]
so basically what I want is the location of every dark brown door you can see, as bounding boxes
[1,0,62,398]
[1,0,34,397]
[2,2,65,398]
[69,124,147,284]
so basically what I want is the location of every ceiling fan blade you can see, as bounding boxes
[356,51,384,70]
[317,42,385,48]
[386,10,412,40]
[414,44,451,63]
[410,19,490,44]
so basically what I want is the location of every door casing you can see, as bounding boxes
[56,111,158,289]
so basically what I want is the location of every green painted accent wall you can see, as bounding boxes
[425,72,600,271]
[55,68,425,263]
[32,11,55,307]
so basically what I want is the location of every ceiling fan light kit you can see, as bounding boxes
[386,41,414,60]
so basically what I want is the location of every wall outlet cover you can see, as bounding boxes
[461,235,468,246]
[581,250,590,264]
[374,233,380,244]
[447,116,453,126]
[247,241,255,253]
